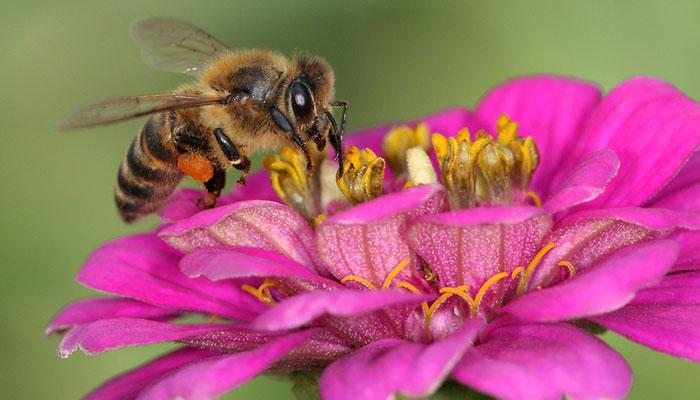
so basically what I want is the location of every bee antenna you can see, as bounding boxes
[325,111,344,177]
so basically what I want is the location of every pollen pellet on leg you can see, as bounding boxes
[177,153,214,182]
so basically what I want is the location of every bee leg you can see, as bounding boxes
[198,167,226,209]
[331,100,349,135]
[214,128,250,185]
[233,155,251,185]
[270,106,313,172]
[325,111,344,177]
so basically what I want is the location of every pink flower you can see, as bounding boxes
[49,76,700,400]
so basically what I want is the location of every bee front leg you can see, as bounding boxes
[199,167,226,209]
[233,155,251,185]
[213,128,250,185]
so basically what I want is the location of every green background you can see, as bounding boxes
[2,0,700,398]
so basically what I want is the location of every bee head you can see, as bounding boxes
[277,53,344,176]
[286,54,335,126]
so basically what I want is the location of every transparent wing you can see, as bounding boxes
[131,17,230,76]
[57,94,225,130]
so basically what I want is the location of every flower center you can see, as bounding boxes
[264,114,542,223]
[431,115,540,209]
[337,242,575,341]
[335,146,386,204]
[381,123,431,181]
[264,146,341,221]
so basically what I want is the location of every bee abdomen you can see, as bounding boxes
[115,116,183,222]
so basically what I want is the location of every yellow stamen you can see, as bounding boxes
[406,146,437,185]
[511,266,524,280]
[396,281,429,315]
[426,292,455,318]
[264,146,326,220]
[525,242,556,277]
[319,158,346,208]
[241,284,273,304]
[207,315,220,323]
[312,214,327,227]
[258,280,279,296]
[526,191,543,207]
[558,260,577,278]
[432,116,540,210]
[438,286,476,308]
[336,146,385,204]
[241,279,280,305]
[397,281,422,294]
[512,242,580,295]
[472,272,509,316]
[515,242,556,295]
[424,291,456,339]
[381,259,410,289]
[439,285,469,294]
[340,275,377,289]
[381,123,430,178]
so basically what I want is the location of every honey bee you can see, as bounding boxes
[59,17,347,222]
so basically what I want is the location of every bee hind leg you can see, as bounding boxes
[198,167,226,209]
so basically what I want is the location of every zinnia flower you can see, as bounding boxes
[49,76,700,400]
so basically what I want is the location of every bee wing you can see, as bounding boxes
[57,94,225,130]
[131,17,230,77]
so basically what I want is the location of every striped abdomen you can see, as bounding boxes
[115,114,184,222]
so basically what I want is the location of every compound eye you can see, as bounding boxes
[289,81,314,121]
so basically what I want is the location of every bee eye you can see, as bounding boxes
[289,81,313,121]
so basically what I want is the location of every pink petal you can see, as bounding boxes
[345,108,480,155]
[181,246,340,289]
[85,347,217,400]
[137,329,316,400]
[159,172,279,223]
[543,150,620,214]
[160,200,322,273]
[408,206,551,288]
[452,320,631,400]
[272,330,352,369]
[182,329,350,370]
[650,182,700,212]
[59,318,238,357]
[77,233,263,320]
[252,289,433,332]
[47,298,175,335]
[219,169,278,203]
[316,184,446,286]
[534,207,700,282]
[158,189,209,223]
[671,230,700,271]
[505,240,679,322]
[651,150,700,201]
[475,76,602,196]
[319,318,484,400]
[567,77,700,208]
[593,271,700,362]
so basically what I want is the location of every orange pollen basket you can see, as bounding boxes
[177,153,214,182]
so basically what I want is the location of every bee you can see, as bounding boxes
[59,17,347,222]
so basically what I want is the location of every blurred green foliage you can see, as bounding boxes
[2,0,700,398]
